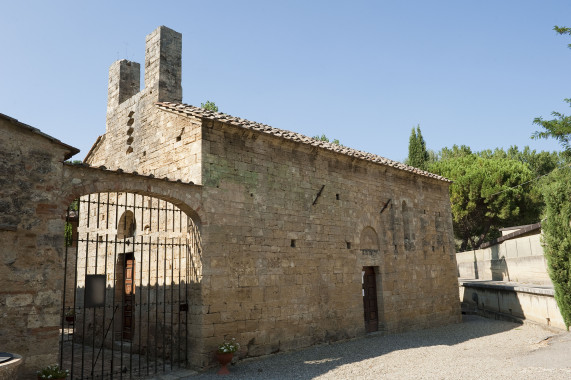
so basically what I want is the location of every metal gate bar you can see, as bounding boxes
[59,192,193,379]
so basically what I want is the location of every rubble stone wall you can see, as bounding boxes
[0,118,72,377]
[0,113,203,376]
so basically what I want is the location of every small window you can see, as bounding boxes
[291,239,296,247]
[117,211,136,239]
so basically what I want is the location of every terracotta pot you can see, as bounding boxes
[215,352,233,375]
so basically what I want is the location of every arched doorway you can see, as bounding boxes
[60,192,201,379]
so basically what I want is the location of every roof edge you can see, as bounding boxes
[480,222,541,249]
[155,102,452,183]
[0,113,80,160]
[84,135,104,164]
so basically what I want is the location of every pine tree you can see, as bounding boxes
[201,100,219,112]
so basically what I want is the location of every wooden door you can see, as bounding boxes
[123,253,135,340]
[362,266,379,333]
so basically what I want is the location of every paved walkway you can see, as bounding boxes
[145,315,571,380]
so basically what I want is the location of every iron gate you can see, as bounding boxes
[60,192,199,379]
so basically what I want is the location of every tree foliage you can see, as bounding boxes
[312,134,342,146]
[532,26,571,157]
[407,125,429,170]
[533,25,571,330]
[540,167,571,329]
[430,150,535,251]
[439,144,472,161]
[431,146,563,250]
[532,98,571,156]
[201,100,219,112]
[64,199,79,247]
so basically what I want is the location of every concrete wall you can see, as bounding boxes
[456,234,551,285]
[460,282,565,330]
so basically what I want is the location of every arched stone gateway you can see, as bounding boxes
[60,190,202,379]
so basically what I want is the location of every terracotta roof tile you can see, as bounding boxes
[155,102,451,183]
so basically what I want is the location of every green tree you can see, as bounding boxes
[312,134,342,146]
[439,144,472,161]
[532,99,571,156]
[540,167,571,329]
[201,100,219,112]
[531,26,571,330]
[430,154,534,251]
[532,26,571,157]
[407,125,429,170]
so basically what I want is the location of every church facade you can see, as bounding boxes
[83,26,461,368]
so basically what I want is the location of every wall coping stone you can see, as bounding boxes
[459,279,555,297]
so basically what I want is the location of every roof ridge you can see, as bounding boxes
[155,102,451,183]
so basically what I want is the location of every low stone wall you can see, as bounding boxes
[456,235,551,285]
[0,354,23,380]
[459,280,565,330]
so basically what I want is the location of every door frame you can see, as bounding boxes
[362,266,379,333]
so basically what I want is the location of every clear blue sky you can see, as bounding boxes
[2,0,570,162]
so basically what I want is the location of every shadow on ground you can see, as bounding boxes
[186,314,521,379]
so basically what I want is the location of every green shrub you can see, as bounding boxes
[541,167,571,330]
[37,364,68,379]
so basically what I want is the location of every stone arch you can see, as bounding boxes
[60,164,205,227]
[56,165,205,372]
[360,226,380,252]
[63,188,202,368]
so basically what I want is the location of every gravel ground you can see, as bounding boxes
[173,315,571,380]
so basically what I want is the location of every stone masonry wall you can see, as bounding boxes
[0,118,72,377]
[0,110,204,377]
[196,119,461,366]
[87,26,201,184]
[83,25,461,369]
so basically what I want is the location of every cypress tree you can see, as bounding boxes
[541,168,571,330]
[407,125,429,170]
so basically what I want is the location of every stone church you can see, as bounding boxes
[80,25,460,369]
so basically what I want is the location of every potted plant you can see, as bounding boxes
[37,364,69,379]
[65,309,75,324]
[215,338,240,375]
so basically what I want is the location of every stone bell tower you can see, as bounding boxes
[106,26,182,119]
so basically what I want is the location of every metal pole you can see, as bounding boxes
[70,197,81,379]
[60,206,70,368]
